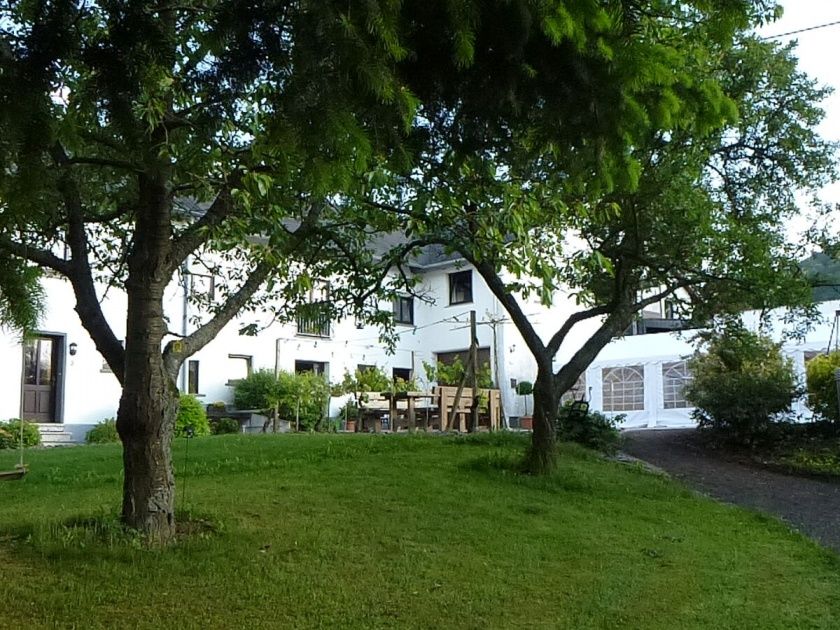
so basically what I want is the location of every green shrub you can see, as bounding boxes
[176,395,211,437]
[278,370,330,431]
[233,369,280,412]
[0,419,41,449]
[806,351,840,423]
[0,426,15,449]
[211,417,241,435]
[555,402,621,454]
[685,322,800,445]
[86,418,120,444]
[423,357,493,388]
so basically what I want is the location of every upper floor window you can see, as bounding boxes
[296,279,332,337]
[449,270,473,305]
[393,295,414,325]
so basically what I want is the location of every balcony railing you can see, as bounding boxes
[296,304,332,338]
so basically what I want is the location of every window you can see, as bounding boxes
[448,270,473,305]
[188,360,200,395]
[393,295,414,325]
[190,273,215,300]
[662,361,691,409]
[393,367,412,383]
[560,373,587,405]
[601,365,645,412]
[227,354,252,385]
[296,280,332,337]
[295,360,327,375]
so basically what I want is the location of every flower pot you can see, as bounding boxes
[520,416,533,430]
[346,420,356,433]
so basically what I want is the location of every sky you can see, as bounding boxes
[756,1,840,242]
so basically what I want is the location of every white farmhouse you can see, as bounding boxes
[1,248,838,443]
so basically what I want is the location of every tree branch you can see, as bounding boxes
[162,258,274,377]
[545,304,613,357]
[466,254,548,365]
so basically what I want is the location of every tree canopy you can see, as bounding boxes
[2,0,786,537]
[358,26,836,470]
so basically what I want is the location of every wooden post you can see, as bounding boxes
[469,310,479,433]
[448,352,474,431]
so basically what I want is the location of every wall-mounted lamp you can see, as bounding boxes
[69,342,78,356]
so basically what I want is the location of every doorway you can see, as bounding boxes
[21,334,64,423]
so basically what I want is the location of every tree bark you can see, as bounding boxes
[116,171,178,542]
[525,364,559,474]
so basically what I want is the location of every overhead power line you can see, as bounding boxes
[761,18,840,40]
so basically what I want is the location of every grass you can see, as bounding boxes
[1,432,839,629]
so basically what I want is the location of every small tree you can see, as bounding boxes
[516,381,534,416]
[685,322,800,445]
[805,351,840,424]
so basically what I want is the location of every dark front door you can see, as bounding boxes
[21,336,60,423]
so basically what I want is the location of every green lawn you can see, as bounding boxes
[1,433,838,629]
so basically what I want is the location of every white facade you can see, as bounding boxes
[2,259,838,441]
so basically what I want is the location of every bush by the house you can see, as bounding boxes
[555,402,621,454]
[277,370,330,431]
[234,369,330,431]
[805,351,840,424]
[684,322,800,445]
[0,419,41,449]
[176,395,211,437]
[233,369,281,413]
[211,417,241,435]
[86,418,120,444]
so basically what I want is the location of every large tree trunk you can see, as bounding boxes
[116,173,179,542]
[116,268,179,541]
[525,365,559,474]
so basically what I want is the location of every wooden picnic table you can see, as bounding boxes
[379,391,436,432]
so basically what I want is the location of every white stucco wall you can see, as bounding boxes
[3,258,837,440]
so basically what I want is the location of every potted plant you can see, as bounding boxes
[516,381,534,430]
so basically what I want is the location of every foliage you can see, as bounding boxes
[805,351,840,423]
[0,261,44,335]
[211,418,241,435]
[86,418,120,444]
[233,369,281,413]
[423,357,493,388]
[516,381,533,396]
[276,371,331,432]
[339,366,391,401]
[175,395,211,438]
[685,322,801,444]
[338,401,360,422]
[555,403,621,454]
[363,27,836,472]
[0,419,41,449]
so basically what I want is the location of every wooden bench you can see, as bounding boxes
[436,386,501,432]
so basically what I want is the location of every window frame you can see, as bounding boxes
[187,359,200,395]
[601,365,645,412]
[393,295,414,325]
[661,361,691,409]
[226,354,253,386]
[448,270,473,305]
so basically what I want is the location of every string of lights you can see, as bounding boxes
[760,18,840,40]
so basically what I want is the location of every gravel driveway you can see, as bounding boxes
[621,428,840,554]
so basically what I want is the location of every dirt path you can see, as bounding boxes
[621,428,840,555]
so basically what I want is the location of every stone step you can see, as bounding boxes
[36,424,77,447]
